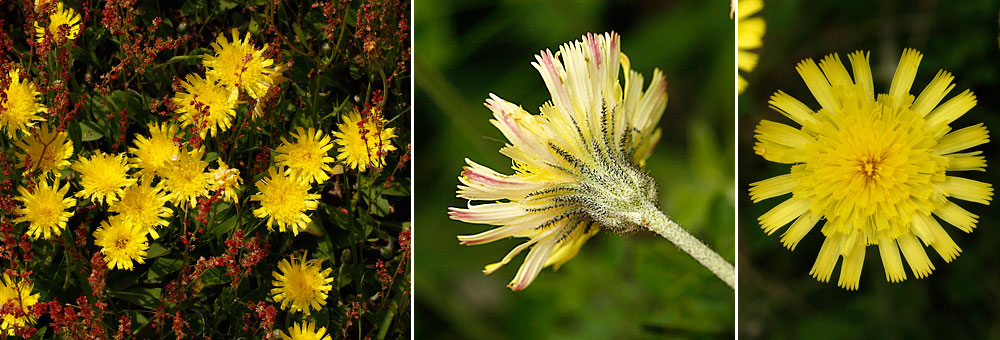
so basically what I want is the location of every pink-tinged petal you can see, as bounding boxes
[587,32,601,68]
[457,159,544,201]
[531,50,572,113]
[447,203,525,225]
[456,208,566,245]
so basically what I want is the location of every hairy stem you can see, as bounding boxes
[631,202,735,289]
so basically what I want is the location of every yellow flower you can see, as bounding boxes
[208,159,242,203]
[750,49,992,290]
[252,63,288,119]
[93,216,149,270]
[251,167,320,235]
[161,147,211,209]
[14,176,75,240]
[109,179,172,239]
[73,151,135,205]
[738,0,765,93]
[448,32,667,290]
[333,110,397,172]
[32,1,81,43]
[270,252,333,316]
[172,74,240,138]
[0,274,40,335]
[0,68,46,138]
[280,321,333,340]
[14,124,73,175]
[128,122,181,178]
[203,29,279,99]
[276,127,336,184]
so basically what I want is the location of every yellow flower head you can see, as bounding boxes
[448,32,668,290]
[94,216,149,270]
[14,124,73,175]
[173,74,240,138]
[280,321,333,340]
[0,274,40,336]
[251,166,320,235]
[33,1,81,43]
[738,0,765,93]
[333,110,397,172]
[162,147,211,209]
[15,176,75,240]
[109,179,172,239]
[208,159,242,203]
[252,63,288,119]
[203,29,279,99]
[276,127,336,184]
[0,68,46,138]
[750,49,992,290]
[271,252,333,316]
[128,122,181,178]
[73,151,135,205]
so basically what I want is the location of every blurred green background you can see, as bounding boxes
[739,0,1000,339]
[414,0,734,339]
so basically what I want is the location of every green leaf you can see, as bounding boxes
[180,0,207,17]
[148,257,184,281]
[80,121,104,141]
[146,242,170,258]
[209,213,239,237]
[201,267,226,286]
[109,287,162,308]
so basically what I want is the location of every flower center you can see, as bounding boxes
[858,155,881,180]
[115,237,129,250]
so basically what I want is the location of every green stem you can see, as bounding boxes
[631,203,735,289]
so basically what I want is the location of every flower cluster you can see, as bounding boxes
[0,0,411,338]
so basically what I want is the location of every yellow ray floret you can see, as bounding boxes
[15,176,75,240]
[109,179,172,239]
[737,0,765,93]
[208,159,242,203]
[14,124,73,175]
[33,1,81,43]
[251,166,320,235]
[73,151,135,205]
[333,110,397,172]
[0,274,40,335]
[203,29,280,99]
[128,122,181,178]
[94,216,149,270]
[172,74,240,138]
[0,68,46,138]
[270,252,334,316]
[161,147,212,209]
[280,321,333,340]
[276,127,336,184]
[750,49,992,290]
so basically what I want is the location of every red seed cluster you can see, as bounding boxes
[97,0,190,95]
[42,296,110,340]
[241,300,277,339]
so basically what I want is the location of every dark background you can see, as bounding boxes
[739,0,1000,339]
